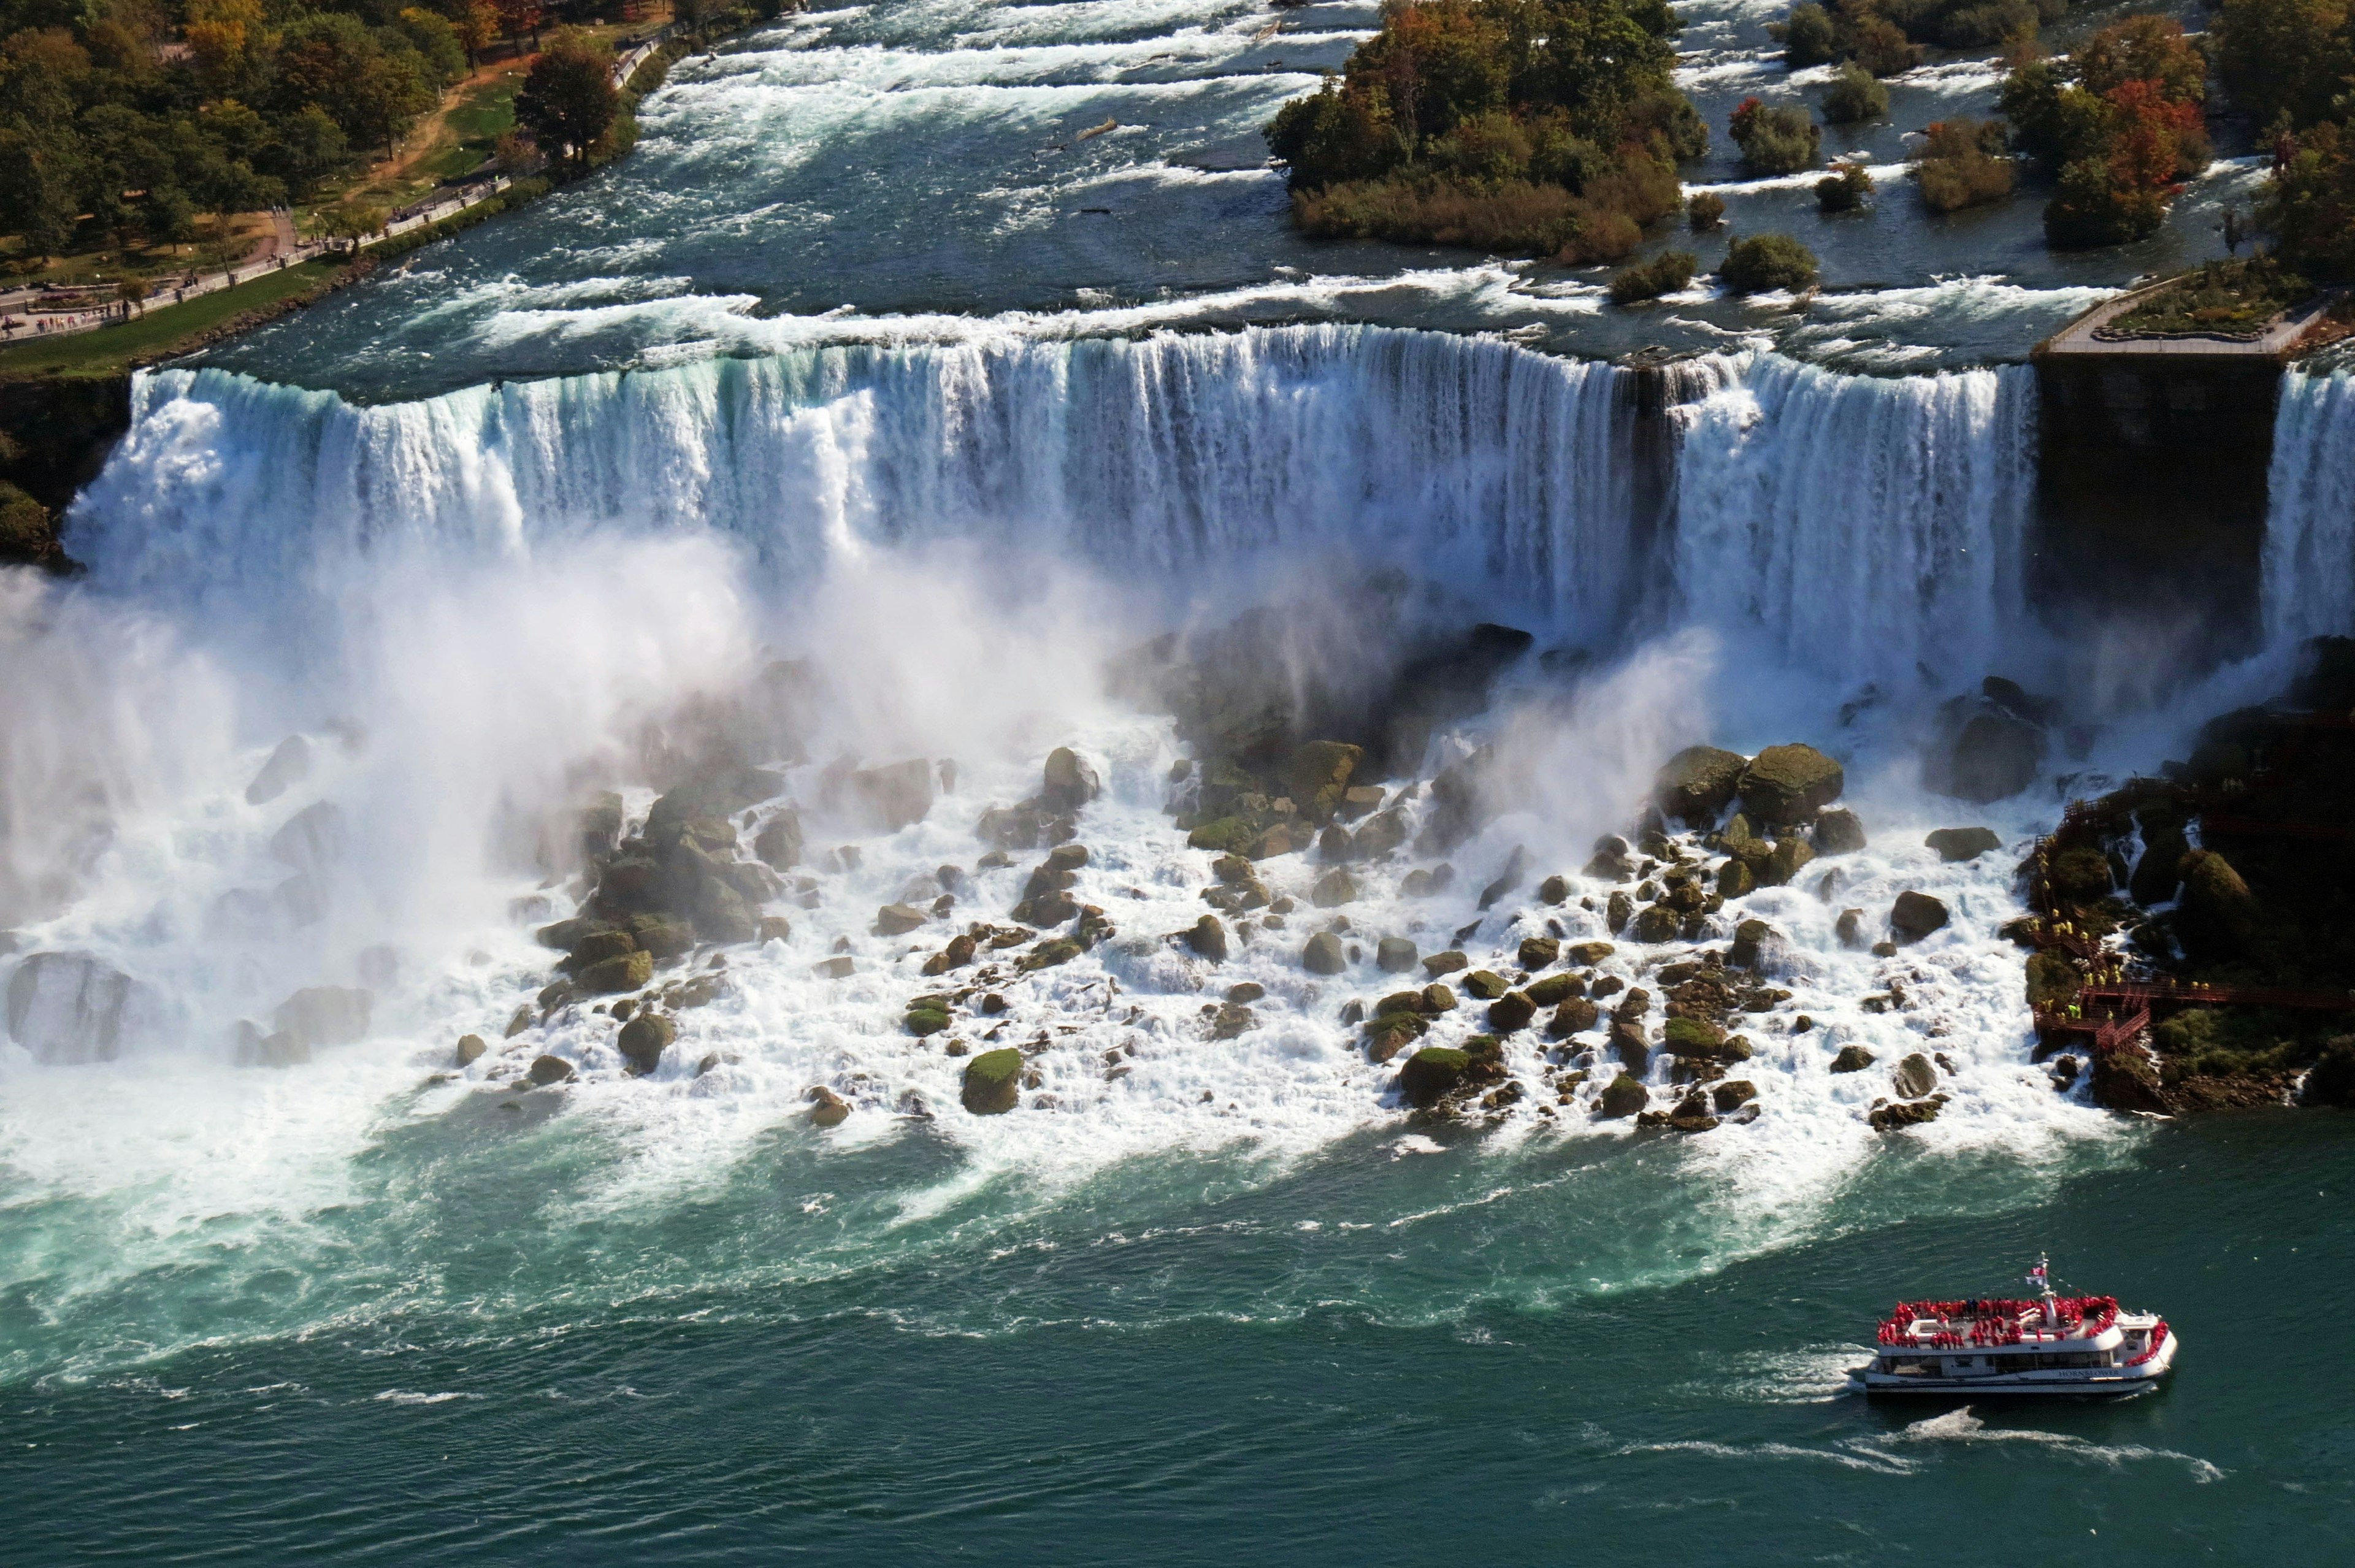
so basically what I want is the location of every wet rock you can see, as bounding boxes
[618,1012,676,1074]
[1760,837,1815,887]
[1661,1016,1751,1064]
[274,985,372,1049]
[1935,712,2044,803]
[1376,935,1419,973]
[1187,914,1230,962]
[807,1085,851,1128]
[1526,973,1580,1006]
[1227,982,1266,1003]
[576,792,626,862]
[694,879,759,944]
[1831,1045,1876,1073]
[505,1004,534,1038]
[1891,1052,1938,1099]
[1712,1079,1757,1112]
[456,1033,488,1066]
[4,950,147,1065]
[875,903,930,936]
[1585,835,1637,881]
[1477,845,1528,911]
[2048,846,2113,905]
[1562,941,1611,968]
[1739,744,1844,825]
[849,759,936,832]
[1317,824,1357,862]
[1729,919,1775,970]
[905,1004,952,1037]
[233,1020,307,1068]
[562,928,639,971]
[632,915,697,959]
[1890,891,1950,944]
[760,916,795,946]
[962,1048,1024,1115]
[1019,938,1082,971]
[754,809,805,871]
[2175,850,2266,962]
[1353,807,1409,859]
[1717,859,1756,898]
[1835,908,1866,949]
[1423,950,1468,976]
[244,735,312,806]
[1206,1001,1255,1040]
[1812,808,1867,856]
[1040,747,1102,813]
[1605,890,1634,932]
[270,800,347,876]
[527,1055,575,1087]
[1421,982,1457,1013]
[1285,741,1363,824]
[1655,745,1749,825]
[1398,1046,1471,1107]
[1311,869,1357,908]
[1337,785,1386,820]
[1926,826,2002,863]
[2131,819,2189,904]
[1487,990,1537,1032]
[1011,890,1079,927]
[1518,936,1560,969]
[1302,931,1346,974]
[576,949,654,995]
[1869,1095,1948,1131]
[1609,1020,1650,1073]
[1596,1073,1648,1118]
[1461,969,1509,1000]
[1548,996,1600,1036]
[1630,906,1679,943]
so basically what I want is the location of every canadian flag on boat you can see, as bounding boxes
[2027,1262,2049,1287]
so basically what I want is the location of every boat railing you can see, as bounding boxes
[2121,1321,2170,1366]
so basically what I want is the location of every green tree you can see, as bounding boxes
[1780,2,1839,66]
[2216,0,2351,130]
[1821,62,1888,123]
[514,31,617,167]
[1720,232,1819,292]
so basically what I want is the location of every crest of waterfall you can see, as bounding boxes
[2262,369,2355,648]
[1669,353,2035,689]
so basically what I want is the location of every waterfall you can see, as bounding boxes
[1670,353,2036,687]
[73,327,2035,688]
[2262,368,2355,648]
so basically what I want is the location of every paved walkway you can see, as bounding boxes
[0,29,676,346]
[2040,278,2338,358]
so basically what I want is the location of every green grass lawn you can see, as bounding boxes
[0,258,353,378]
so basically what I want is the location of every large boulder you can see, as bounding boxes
[1311,869,1357,908]
[1486,990,1537,1032]
[578,950,654,994]
[269,800,346,876]
[2175,850,2265,962]
[1302,931,1346,974]
[1398,1046,1472,1107]
[1596,1073,1648,1118]
[5,951,148,1065]
[1760,837,1815,887]
[527,1054,575,1086]
[962,1048,1024,1114]
[1889,891,1950,944]
[273,985,372,1049]
[2091,1047,2172,1114]
[1926,827,2002,863]
[1812,808,1867,856]
[244,735,312,806]
[1376,935,1418,973]
[1891,1052,1938,1099]
[849,760,936,833]
[1739,745,1845,825]
[1935,712,2043,803]
[645,765,786,844]
[1830,1044,1876,1073]
[2130,819,2189,904]
[875,903,930,936]
[618,1012,676,1075]
[1040,748,1101,813]
[1285,741,1363,824]
[754,809,805,871]
[1187,914,1229,962]
[1661,1016,1753,1064]
[1655,746,1748,825]
[1630,906,1679,943]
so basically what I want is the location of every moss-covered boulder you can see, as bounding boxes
[1187,816,1257,854]
[1655,745,1749,824]
[618,1012,676,1074]
[1739,744,1844,825]
[1311,868,1358,907]
[1461,969,1509,1000]
[1830,1044,1876,1073]
[1567,941,1615,966]
[1926,826,2002,863]
[1889,890,1949,944]
[1596,1072,1648,1118]
[906,1006,952,1037]
[1187,914,1229,962]
[1869,1094,1948,1131]
[1487,990,1537,1031]
[630,914,697,959]
[1526,972,1582,1006]
[754,809,805,871]
[1397,1046,1472,1107]
[1423,950,1468,976]
[1712,1079,1757,1111]
[564,928,638,970]
[1285,741,1363,824]
[1606,890,1633,932]
[2130,822,2189,903]
[1364,1011,1428,1062]
[1537,874,1571,903]
[1375,935,1418,973]
[1812,808,1867,855]
[2048,846,2113,905]
[1302,931,1346,974]
[1518,935,1560,969]
[962,1048,1025,1114]
[1761,837,1816,887]
[2175,849,2265,962]
[1019,938,1082,971]
[1422,982,1457,1012]
[577,949,654,995]
[1729,918,1775,970]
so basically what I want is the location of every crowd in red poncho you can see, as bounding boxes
[1875,1296,2121,1347]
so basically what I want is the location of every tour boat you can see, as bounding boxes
[1848,1258,2178,1398]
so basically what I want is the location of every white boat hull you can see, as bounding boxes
[1848,1331,2180,1398]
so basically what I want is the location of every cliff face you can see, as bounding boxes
[0,375,132,568]
[2031,354,2281,676]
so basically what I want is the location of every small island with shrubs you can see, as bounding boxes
[1262,0,1707,262]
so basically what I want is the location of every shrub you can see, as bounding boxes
[1721,232,1820,293]
[1850,14,1923,75]
[2267,122,2355,280]
[2045,155,2167,247]
[1915,118,2016,211]
[1609,249,1698,304]
[1782,2,1840,66]
[1823,64,1890,124]
[1938,0,2041,48]
[1815,162,1874,212]
[1688,190,1726,229]
[1729,98,1821,175]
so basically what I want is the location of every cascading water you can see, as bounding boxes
[2262,367,2355,647]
